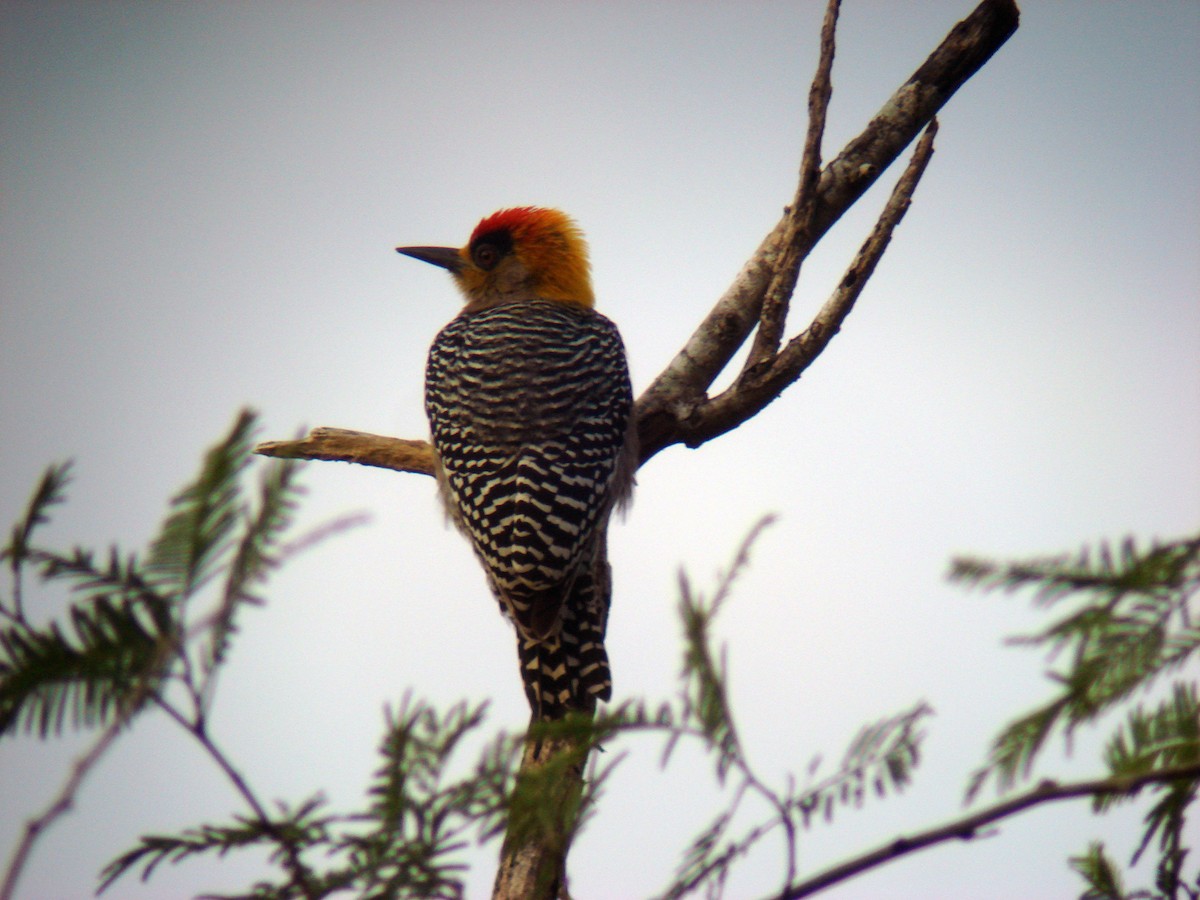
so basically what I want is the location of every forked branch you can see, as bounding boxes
[744,0,841,373]
[678,119,938,448]
[255,0,1018,472]
[633,0,1016,461]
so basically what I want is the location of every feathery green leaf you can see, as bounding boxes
[2,461,72,576]
[961,530,1200,896]
[147,410,257,601]
[204,453,303,674]
[0,548,171,738]
[960,532,1200,800]
[1069,842,1126,899]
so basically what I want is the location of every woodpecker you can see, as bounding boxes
[397,207,635,720]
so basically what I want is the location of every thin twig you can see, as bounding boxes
[154,699,320,900]
[798,0,840,227]
[0,639,172,900]
[0,716,127,900]
[771,762,1200,900]
[771,117,939,383]
[745,0,840,374]
[256,428,434,476]
[683,118,938,448]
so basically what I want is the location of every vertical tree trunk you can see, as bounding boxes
[493,733,589,900]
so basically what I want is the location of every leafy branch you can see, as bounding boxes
[10,414,1197,899]
[0,410,324,900]
[953,531,1200,899]
[653,517,930,899]
[101,697,512,900]
[773,762,1200,900]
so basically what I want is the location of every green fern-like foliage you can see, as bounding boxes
[953,531,1200,900]
[100,698,505,899]
[1069,841,1128,900]
[4,461,72,586]
[349,697,498,898]
[651,517,930,900]
[0,410,301,744]
[7,444,938,899]
[1,470,174,737]
[99,802,331,897]
[0,560,171,737]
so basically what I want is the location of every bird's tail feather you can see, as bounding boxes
[516,559,612,720]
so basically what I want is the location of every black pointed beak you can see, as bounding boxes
[395,245,465,273]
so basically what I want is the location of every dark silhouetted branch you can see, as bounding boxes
[771,762,1200,900]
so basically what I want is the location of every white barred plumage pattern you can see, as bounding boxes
[425,299,633,718]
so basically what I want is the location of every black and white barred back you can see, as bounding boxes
[425,299,633,718]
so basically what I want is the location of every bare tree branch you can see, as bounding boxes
[0,719,125,900]
[745,0,841,375]
[634,0,1017,462]
[256,427,434,476]
[0,638,173,900]
[770,762,1200,900]
[678,118,938,448]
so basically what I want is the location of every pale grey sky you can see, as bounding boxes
[2,2,1198,898]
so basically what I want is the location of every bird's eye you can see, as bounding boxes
[470,231,513,271]
[473,243,500,270]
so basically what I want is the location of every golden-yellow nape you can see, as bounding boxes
[466,207,595,308]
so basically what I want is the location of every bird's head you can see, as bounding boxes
[397,207,594,313]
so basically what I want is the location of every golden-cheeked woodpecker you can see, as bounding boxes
[397,207,636,720]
